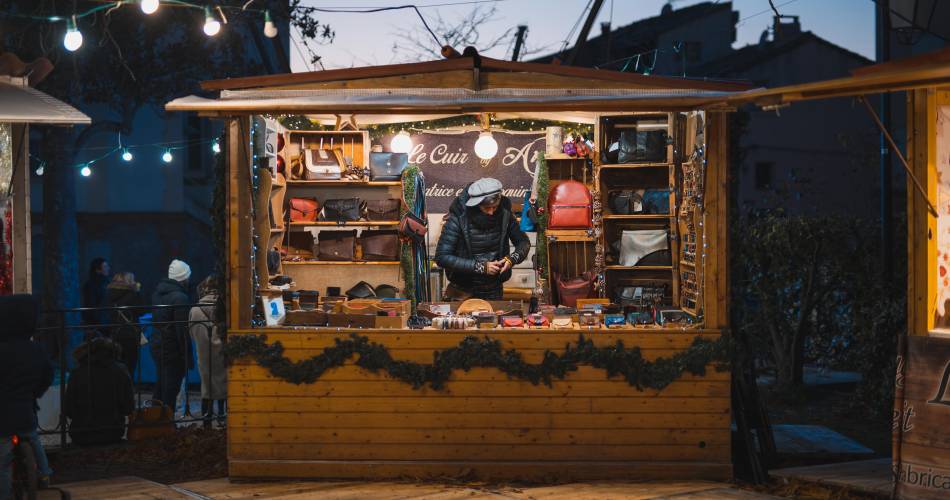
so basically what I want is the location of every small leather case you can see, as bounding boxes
[604,314,626,328]
[527,313,549,327]
[501,315,524,328]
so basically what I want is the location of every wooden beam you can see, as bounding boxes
[565,0,605,66]
[11,124,31,293]
[227,118,253,329]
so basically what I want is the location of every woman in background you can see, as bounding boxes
[189,275,226,428]
[105,271,146,378]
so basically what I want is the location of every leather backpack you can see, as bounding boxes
[548,180,592,229]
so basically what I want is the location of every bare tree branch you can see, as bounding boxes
[392,6,514,62]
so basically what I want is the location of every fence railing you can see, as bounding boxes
[35,304,224,449]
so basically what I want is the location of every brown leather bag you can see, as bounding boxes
[555,271,594,308]
[126,399,175,441]
[287,231,316,257]
[318,230,356,261]
[290,198,319,222]
[365,199,401,221]
[360,230,400,261]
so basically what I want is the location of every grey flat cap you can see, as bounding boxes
[465,177,503,207]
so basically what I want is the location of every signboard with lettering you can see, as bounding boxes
[895,335,950,499]
[382,129,545,213]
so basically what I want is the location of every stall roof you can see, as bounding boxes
[167,56,753,115]
[0,78,90,125]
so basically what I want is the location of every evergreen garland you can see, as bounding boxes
[535,153,550,286]
[399,164,421,304]
[223,333,730,391]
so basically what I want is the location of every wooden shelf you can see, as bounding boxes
[603,214,671,220]
[546,229,594,242]
[605,265,674,271]
[545,153,590,160]
[598,163,671,169]
[270,228,285,233]
[283,261,400,266]
[286,180,401,186]
[289,221,399,227]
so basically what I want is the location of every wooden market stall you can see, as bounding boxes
[166,55,750,481]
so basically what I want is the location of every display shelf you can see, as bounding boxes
[282,261,400,266]
[289,221,399,227]
[545,229,594,242]
[286,180,401,186]
[545,153,590,160]
[605,265,674,271]
[598,163,672,169]
[602,214,671,220]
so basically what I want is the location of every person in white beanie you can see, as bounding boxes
[150,259,193,408]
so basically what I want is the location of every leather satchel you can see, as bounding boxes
[318,230,357,261]
[555,272,594,308]
[548,180,592,229]
[365,199,400,221]
[346,281,376,299]
[127,400,175,441]
[287,231,316,258]
[369,152,408,181]
[321,198,363,223]
[305,148,343,180]
[290,198,319,222]
[360,230,400,261]
[617,128,667,163]
[399,211,427,242]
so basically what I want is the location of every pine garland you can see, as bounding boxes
[223,333,730,391]
[535,153,550,286]
[400,164,421,305]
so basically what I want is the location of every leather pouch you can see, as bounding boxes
[605,314,627,327]
[360,230,400,261]
[290,198,320,222]
[579,311,601,327]
[501,315,525,328]
[321,198,363,223]
[318,230,357,261]
[527,313,549,327]
[365,199,401,221]
[369,152,408,181]
[551,317,573,329]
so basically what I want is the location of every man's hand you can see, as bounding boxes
[485,261,504,276]
[498,258,512,274]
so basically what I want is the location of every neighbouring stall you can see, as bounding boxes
[166,55,749,481]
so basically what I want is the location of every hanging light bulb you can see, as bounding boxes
[80,165,92,177]
[203,7,221,37]
[63,16,83,52]
[162,149,173,163]
[474,131,498,160]
[140,0,159,15]
[263,10,278,38]
[121,148,133,162]
[390,130,413,154]
[212,139,221,154]
[35,164,44,176]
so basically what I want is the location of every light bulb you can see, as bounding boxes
[121,148,133,162]
[140,0,159,15]
[390,130,412,154]
[203,7,221,37]
[263,10,278,38]
[162,150,173,163]
[80,166,92,177]
[474,131,498,160]
[212,140,221,153]
[35,165,44,176]
[63,17,83,52]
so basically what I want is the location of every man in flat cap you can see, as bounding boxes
[436,178,531,300]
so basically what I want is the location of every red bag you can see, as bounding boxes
[556,272,593,307]
[548,180,592,229]
[290,198,319,222]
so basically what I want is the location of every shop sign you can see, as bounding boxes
[386,129,545,213]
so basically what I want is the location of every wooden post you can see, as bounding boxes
[228,117,253,329]
[11,124,31,293]
[906,89,938,336]
[703,112,729,330]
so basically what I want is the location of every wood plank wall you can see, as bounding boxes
[227,330,732,481]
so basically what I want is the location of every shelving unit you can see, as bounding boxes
[283,261,400,266]
[289,221,399,227]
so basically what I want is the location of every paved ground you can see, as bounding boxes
[40,476,782,499]
[771,458,892,497]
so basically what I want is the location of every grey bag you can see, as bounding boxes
[619,229,669,267]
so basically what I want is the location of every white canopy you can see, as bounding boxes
[0,78,90,125]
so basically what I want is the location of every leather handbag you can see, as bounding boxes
[619,230,669,267]
[290,198,319,222]
[642,189,670,214]
[617,127,667,163]
[360,230,400,261]
[365,199,400,221]
[369,152,408,181]
[320,198,363,223]
[399,211,427,242]
[318,230,357,261]
[304,148,343,180]
[375,284,400,298]
[287,231,316,258]
[267,249,280,274]
[608,190,645,215]
[519,191,536,232]
[548,180,592,229]
[555,272,594,308]
[346,281,376,299]
[127,400,175,441]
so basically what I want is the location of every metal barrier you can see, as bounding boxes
[34,304,224,449]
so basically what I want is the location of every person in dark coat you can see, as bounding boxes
[150,259,193,409]
[435,178,530,300]
[105,271,147,378]
[63,337,135,446]
[81,257,111,330]
[0,295,54,495]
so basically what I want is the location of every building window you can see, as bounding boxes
[673,41,702,63]
[755,162,773,190]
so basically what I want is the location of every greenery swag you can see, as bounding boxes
[223,333,730,391]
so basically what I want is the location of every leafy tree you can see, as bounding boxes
[0,1,331,321]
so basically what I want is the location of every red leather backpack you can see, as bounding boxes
[548,180,592,229]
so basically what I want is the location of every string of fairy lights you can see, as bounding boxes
[31,135,222,178]
[6,0,282,53]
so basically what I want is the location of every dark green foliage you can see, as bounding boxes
[223,333,731,391]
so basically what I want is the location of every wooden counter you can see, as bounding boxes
[227,328,731,482]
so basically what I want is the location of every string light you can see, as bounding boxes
[474,131,498,160]
[121,148,133,162]
[203,6,221,37]
[80,165,92,177]
[35,163,44,176]
[390,130,412,154]
[263,10,278,38]
[63,16,83,52]
[162,149,173,163]
[140,0,159,15]
[212,139,221,154]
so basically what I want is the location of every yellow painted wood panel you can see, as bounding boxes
[228,380,729,398]
[228,427,729,446]
[228,411,731,429]
[229,443,729,462]
[229,396,729,414]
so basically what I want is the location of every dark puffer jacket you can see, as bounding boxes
[0,295,53,437]
[64,337,134,445]
[150,279,192,369]
[435,186,530,297]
